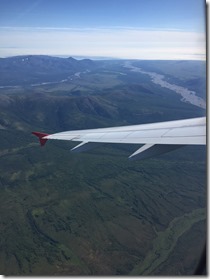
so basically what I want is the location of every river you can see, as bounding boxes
[124,62,206,109]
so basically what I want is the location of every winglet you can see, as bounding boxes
[32,132,50,146]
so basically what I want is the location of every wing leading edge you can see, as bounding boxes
[32,117,206,160]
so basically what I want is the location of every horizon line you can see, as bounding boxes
[0,53,206,61]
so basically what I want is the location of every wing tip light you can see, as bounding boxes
[32,131,50,146]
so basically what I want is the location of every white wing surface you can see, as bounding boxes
[32,117,206,160]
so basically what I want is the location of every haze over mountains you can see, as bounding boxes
[0,55,206,275]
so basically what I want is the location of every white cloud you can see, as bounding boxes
[0,26,206,60]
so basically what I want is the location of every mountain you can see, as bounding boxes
[0,55,96,86]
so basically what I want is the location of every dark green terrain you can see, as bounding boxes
[0,57,206,275]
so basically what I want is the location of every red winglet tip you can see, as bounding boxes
[32,131,50,146]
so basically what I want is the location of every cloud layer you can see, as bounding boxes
[0,26,206,60]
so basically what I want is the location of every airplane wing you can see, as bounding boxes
[32,117,206,160]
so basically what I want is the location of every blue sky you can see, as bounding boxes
[0,0,206,59]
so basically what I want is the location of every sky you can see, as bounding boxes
[0,0,206,60]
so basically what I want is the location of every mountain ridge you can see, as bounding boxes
[0,55,96,86]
